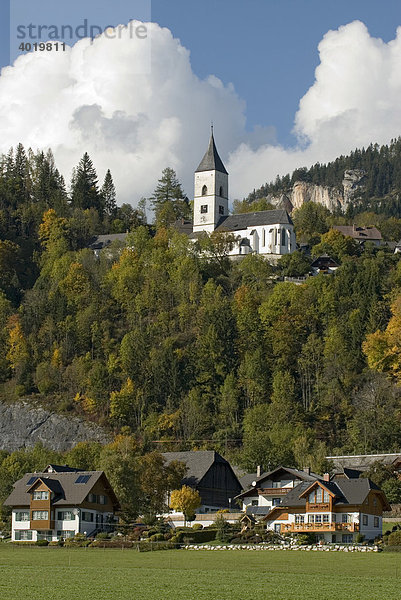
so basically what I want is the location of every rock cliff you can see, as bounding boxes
[0,401,110,452]
[269,169,366,213]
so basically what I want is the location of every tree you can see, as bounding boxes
[151,168,189,228]
[71,153,102,213]
[169,485,201,524]
[101,169,117,217]
[312,229,359,262]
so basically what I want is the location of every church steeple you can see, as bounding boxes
[193,128,229,234]
[195,128,228,175]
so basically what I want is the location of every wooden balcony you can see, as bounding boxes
[281,522,359,533]
[30,520,55,531]
[258,488,290,495]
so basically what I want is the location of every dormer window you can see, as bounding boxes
[202,185,208,196]
[308,487,330,504]
[33,491,49,500]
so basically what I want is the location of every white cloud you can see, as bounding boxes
[1,20,401,205]
[229,21,401,199]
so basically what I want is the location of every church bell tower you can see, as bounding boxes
[193,128,229,234]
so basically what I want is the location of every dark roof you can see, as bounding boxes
[333,225,382,241]
[196,132,228,174]
[311,255,339,268]
[4,470,119,508]
[44,464,81,473]
[245,506,272,516]
[236,466,322,499]
[271,478,385,509]
[331,467,364,480]
[162,450,229,486]
[215,210,293,233]
[88,233,127,251]
[172,219,193,235]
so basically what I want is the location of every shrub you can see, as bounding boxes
[149,533,165,542]
[192,523,203,530]
[96,532,111,540]
[36,539,49,546]
[355,533,365,544]
[388,530,401,546]
[296,533,316,545]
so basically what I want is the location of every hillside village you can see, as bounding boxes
[1,134,401,547]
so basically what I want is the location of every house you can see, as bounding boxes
[235,466,323,521]
[326,452,401,473]
[263,475,390,543]
[4,464,120,542]
[310,254,339,275]
[332,225,382,245]
[187,129,296,262]
[88,233,128,258]
[162,450,242,513]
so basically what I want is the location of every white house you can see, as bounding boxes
[189,130,296,261]
[263,475,390,543]
[5,464,119,542]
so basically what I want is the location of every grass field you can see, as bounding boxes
[1,545,401,600]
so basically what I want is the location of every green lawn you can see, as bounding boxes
[0,545,401,600]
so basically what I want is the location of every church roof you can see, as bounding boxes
[196,131,228,175]
[215,209,293,232]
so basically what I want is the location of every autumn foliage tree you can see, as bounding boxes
[169,485,201,524]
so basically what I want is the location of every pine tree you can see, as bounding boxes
[70,152,102,213]
[101,169,117,216]
[151,167,190,228]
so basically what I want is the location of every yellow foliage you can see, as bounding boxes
[169,484,201,517]
[51,348,62,368]
[6,314,29,371]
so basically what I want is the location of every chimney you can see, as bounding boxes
[323,473,330,482]
[303,466,310,475]
[256,465,261,478]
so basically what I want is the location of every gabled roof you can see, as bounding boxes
[44,464,81,473]
[4,470,120,509]
[215,210,293,233]
[236,466,322,499]
[196,132,228,175]
[333,225,382,241]
[264,477,390,513]
[162,450,234,487]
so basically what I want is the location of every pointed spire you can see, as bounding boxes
[195,128,228,174]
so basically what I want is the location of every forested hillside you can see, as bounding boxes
[244,138,401,217]
[1,143,401,488]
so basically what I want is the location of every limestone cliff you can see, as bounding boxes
[269,169,366,213]
[0,401,110,452]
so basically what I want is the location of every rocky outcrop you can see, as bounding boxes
[0,401,110,452]
[269,169,366,213]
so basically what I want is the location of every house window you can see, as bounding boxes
[14,530,32,541]
[87,493,97,503]
[57,530,75,539]
[342,514,349,523]
[295,515,304,524]
[15,511,29,522]
[274,229,278,245]
[362,514,368,526]
[374,517,379,528]
[323,514,329,523]
[82,511,94,522]
[315,514,322,523]
[274,524,281,533]
[342,534,353,544]
[332,514,337,522]
[57,511,73,521]
[308,514,314,523]
[323,490,330,503]
[272,498,281,506]
[202,185,208,196]
[316,488,323,503]
[37,531,52,542]
[373,498,378,507]
[251,500,258,507]
[200,205,208,213]
[33,491,49,500]
[308,492,315,503]
[219,186,224,197]
[32,510,48,520]
[99,495,108,505]
[219,205,224,215]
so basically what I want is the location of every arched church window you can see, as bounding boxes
[281,229,286,246]
[202,185,208,196]
[219,186,224,197]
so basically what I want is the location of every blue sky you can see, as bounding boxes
[1,0,401,146]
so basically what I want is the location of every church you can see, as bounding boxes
[186,129,296,261]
